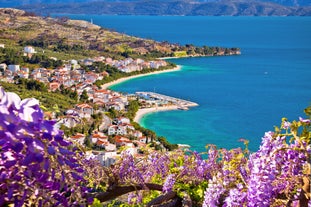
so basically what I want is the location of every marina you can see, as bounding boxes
[136,91,199,108]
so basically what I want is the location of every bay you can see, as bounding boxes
[61,15,311,152]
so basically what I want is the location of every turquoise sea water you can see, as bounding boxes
[61,15,311,152]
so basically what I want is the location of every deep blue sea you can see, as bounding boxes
[59,15,311,152]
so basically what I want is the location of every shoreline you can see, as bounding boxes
[133,105,179,123]
[101,65,181,90]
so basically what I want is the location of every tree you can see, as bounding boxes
[84,136,92,148]
[158,136,178,151]
[126,100,139,120]
[107,108,119,119]
[80,90,89,102]
[26,79,48,92]
[70,89,79,101]
[145,129,156,142]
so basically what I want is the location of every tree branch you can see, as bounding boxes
[181,192,192,207]
[87,183,163,202]
[147,191,177,207]
[153,197,182,207]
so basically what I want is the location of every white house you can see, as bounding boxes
[82,58,94,66]
[116,124,128,135]
[150,61,160,69]
[106,102,125,111]
[96,151,117,167]
[70,59,78,65]
[105,143,117,152]
[17,71,29,79]
[0,63,7,70]
[108,125,118,136]
[93,89,111,102]
[135,58,145,64]
[61,115,81,128]
[124,58,134,65]
[69,133,85,145]
[139,136,149,144]
[91,131,108,144]
[24,46,36,54]
[115,117,130,125]
[21,67,29,73]
[75,103,94,118]
[84,72,98,83]
[8,65,20,73]
[115,136,133,147]
[108,123,135,136]
[132,130,143,139]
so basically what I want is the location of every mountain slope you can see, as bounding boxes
[17,0,311,16]
[1,0,311,7]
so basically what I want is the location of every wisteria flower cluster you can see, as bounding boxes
[101,116,310,206]
[1,87,310,207]
[201,119,311,207]
[0,87,90,206]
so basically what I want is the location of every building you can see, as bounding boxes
[96,151,117,167]
[8,65,20,73]
[24,46,36,54]
[60,115,81,128]
[75,103,94,119]
[0,63,7,71]
[68,133,85,145]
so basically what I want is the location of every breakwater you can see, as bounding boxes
[136,92,198,109]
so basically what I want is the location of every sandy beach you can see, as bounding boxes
[101,65,181,89]
[133,105,179,123]
[100,65,182,123]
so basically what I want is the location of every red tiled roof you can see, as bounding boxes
[70,133,85,139]
[76,103,93,109]
[96,140,108,146]
[92,133,107,139]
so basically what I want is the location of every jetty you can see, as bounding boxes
[136,92,198,109]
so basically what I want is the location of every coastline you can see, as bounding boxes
[101,65,181,90]
[133,105,179,123]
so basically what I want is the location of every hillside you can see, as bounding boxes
[15,0,311,16]
[1,0,311,7]
[0,8,240,61]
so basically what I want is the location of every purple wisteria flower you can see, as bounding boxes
[282,121,291,130]
[162,174,176,193]
[223,184,247,207]
[116,151,145,184]
[299,117,311,124]
[202,174,225,207]
[246,129,309,206]
[0,87,90,206]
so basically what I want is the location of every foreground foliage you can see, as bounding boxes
[0,87,310,206]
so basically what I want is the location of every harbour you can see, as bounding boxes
[136,91,199,109]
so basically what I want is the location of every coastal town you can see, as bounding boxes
[0,44,198,166]
[0,9,241,168]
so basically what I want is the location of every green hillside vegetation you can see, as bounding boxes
[0,80,77,113]
[0,8,240,62]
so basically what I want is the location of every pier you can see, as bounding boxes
[136,92,198,109]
